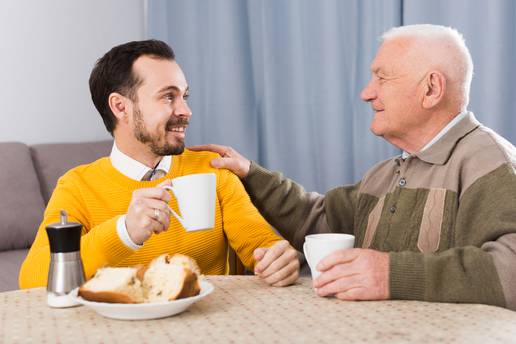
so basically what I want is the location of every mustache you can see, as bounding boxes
[165,118,189,131]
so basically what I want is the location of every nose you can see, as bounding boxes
[174,98,192,119]
[360,79,376,102]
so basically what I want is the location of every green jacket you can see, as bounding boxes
[243,112,516,310]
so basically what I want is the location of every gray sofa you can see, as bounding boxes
[0,140,112,292]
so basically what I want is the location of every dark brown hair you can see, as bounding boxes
[89,40,175,135]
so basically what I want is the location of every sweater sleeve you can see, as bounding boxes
[217,168,283,270]
[242,162,359,251]
[390,163,516,310]
[19,174,135,289]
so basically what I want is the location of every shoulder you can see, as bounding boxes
[59,157,110,185]
[177,149,237,181]
[179,149,222,166]
[454,125,516,174]
[453,126,516,196]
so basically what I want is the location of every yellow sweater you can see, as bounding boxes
[19,150,282,288]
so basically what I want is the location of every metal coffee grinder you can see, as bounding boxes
[46,210,85,308]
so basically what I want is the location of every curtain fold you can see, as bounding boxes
[148,0,514,193]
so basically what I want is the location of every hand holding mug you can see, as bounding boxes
[313,248,390,301]
[125,179,173,245]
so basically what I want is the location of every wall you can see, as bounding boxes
[0,0,145,144]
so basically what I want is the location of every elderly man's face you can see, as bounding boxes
[360,38,427,144]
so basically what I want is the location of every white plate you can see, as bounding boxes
[71,280,214,320]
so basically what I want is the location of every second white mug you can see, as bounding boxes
[303,233,355,279]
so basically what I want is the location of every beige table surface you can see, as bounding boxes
[1,276,516,344]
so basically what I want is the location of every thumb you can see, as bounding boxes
[254,247,267,261]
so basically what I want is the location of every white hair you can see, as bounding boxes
[382,24,473,110]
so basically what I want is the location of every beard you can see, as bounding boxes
[133,107,188,156]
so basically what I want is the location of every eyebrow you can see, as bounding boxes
[157,85,189,95]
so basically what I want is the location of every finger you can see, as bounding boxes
[316,274,362,297]
[313,262,356,288]
[210,157,234,169]
[259,247,298,278]
[253,247,267,262]
[272,268,299,287]
[157,179,173,188]
[138,209,165,235]
[254,240,290,273]
[317,248,360,272]
[141,198,172,216]
[264,259,300,286]
[188,144,228,156]
[143,204,170,232]
[134,187,171,203]
[335,287,365,301]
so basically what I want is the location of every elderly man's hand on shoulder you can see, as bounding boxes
[313,248,390,300]
[254,240,300,287]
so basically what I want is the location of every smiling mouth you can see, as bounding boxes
[167,126,187,133]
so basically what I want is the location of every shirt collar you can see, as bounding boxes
[413,111,480,165]
[401,111,468,160]
[110,142,172,181]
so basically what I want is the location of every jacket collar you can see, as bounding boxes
[413,112,480,165]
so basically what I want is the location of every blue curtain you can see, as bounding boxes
[148,0,515,193]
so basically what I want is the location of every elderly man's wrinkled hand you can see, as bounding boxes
[187,144,251,178]
[253,240,300,287]
[313,248,389,301]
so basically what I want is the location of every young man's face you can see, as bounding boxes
[129,56,192,156]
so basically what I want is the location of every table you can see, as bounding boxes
[1,276,516,343]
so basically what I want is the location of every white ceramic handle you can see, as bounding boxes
[303,242,312,269]
[161,186,185,226]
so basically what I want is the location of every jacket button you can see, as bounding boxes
[399,178,406,187]
[389,206,396,213]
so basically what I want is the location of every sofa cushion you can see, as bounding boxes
[0,143,46,251]
[0,249,29,292]
[31,140,113,203]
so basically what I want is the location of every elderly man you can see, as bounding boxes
[19,40,299,288]
[191,24,516,310]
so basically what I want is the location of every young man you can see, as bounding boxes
[19,40,299,288]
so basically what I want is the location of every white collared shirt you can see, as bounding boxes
[110,142,172,250]
[402,111,468,159]
[110,143,171,180]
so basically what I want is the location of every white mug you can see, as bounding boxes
[162,173,216,232]
[303,233,355,279]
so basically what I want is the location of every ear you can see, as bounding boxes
[108,92,131,123]
[422,71,446,109]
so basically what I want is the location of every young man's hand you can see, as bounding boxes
[125,180,173,245]
[253,240,300,287]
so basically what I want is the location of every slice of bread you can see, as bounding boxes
[143,262,200,302]
[78,254,201,304]
[166,254,202,278]
[78,267,145,304]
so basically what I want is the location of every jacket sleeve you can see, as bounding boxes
[390,164,516,310]
[19,174,134,289]
[241,162,359,251]
[216,168,283,270]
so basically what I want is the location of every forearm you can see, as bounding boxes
[389,245,506,308]
[218,168,283,269]
[241,162,329,249]
[243,162,357,250]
